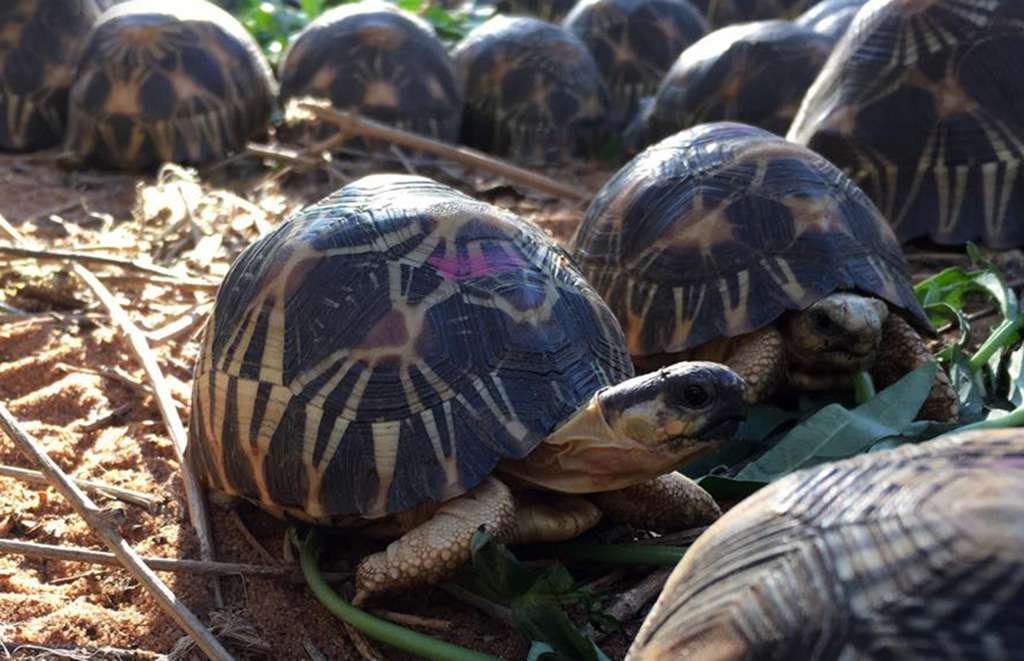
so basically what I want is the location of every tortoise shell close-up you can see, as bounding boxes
[492,0,579,23]
[0,0,101,151]
[627,428,1024,660]
[278,3,462,144]
[627,20,833,147]
[688,0,822,27]
[62,0,276,171]
[570,122,958,421]
[788,0,1024,248]
[795,0,867,41]
[453,16,608,164]
[563,0,709,124]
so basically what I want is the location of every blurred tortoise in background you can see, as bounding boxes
[453,16,608,164]
[688,0,822,27]
[627,427,1024,659]
[788,0,1024,248]
[626,20,832,148]
[563,0,708,126]
[570,122,958,422]
[187,173,748,601]
[794,0,867,41]
[62,0,275,170]
[278,3,462,145]
[0,0,101,150]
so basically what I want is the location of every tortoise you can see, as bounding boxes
[186,173,748,601]
[563,0,709,125]
[687,0,822,27]
[794,0,867,41]
[61,0,276,171]
[626,20,832,148]
[627,427,1024,660]
[0,0,101,151]
[278,3,462,145]
[452,16,608,164]
[569,122,958,422]
[788,0,1024,248]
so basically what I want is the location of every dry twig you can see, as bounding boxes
[299,103,591,203]
[439,584,515,629]
[0,405,233,661]
[0,464,159,510]
[0,244,214,283]
[585,569,672,642]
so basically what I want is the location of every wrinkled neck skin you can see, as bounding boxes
[498,395,720,495]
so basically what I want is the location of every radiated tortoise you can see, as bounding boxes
[62,0,276,170]
[187,174,747,602]
[569,122,958,422]
[788,0,1024,247]
[0,0,101,151]
[627,427,1024,660]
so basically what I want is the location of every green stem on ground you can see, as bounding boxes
[970,317,1024,370]
[852,371,876,404]
[547,543,689,567]
[294,529,499,661]
[958,403,1024,431]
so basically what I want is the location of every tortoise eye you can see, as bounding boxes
[812,309,835,333]
[682,384,711,408]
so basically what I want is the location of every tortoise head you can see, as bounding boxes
[501,362,746,493]
[782,292,888,389]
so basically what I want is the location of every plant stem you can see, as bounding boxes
[852,371,876,404]
[548,543,689,567]
[295,530,498,661]
[970,317,1024,369]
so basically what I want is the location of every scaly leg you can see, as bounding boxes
[354,476,516,603]
[588,473,721,531]
[719,327,786,404]
[506,493,603,544]
[871,314,958,422]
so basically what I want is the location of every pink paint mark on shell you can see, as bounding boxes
[428,251,527,280]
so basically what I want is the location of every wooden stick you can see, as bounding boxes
[439,584,515,628]
[0,214,220,603]
[0,244,213,283]
[0,464,160,510]
[298,103,592,202]
[0,405,233,661]
[584,569,672,642]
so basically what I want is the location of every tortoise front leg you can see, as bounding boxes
[354,476,516,603]
[871,314,959,422]
[588,473,721,532]
[720,327,787,404]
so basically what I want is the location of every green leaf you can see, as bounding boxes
[469,528,542,600]
[735,363,937,482]
[513,596,611,661]
[680,406,800,478]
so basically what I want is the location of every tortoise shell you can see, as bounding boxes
[795,0,867,41]
[627,20,832,148]
[453,16,608,164]
[688,0,822,27]
[278,3,462,144]
[0,0,101,151]
[563,0,709,123]
[187,174,633,521]
[494,0,578,22]
[569,122,927,356]
[627,428,1024,660]
[788,0,1024,248]
[62,0,275,170]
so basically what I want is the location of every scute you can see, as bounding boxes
[570,122,927,356]
[626,429,1024,660]
[788,0,1024,247]
[189,174,633,520]
[63,0,275,170]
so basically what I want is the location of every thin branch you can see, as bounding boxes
[0,244,214,284]
[298,103,592,203]
[0,464,160,511]
[0,405,233,661]
[0,213,220,604]
[0,537,348,583]
[439,584,515,629]
[584,569,672,642]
